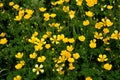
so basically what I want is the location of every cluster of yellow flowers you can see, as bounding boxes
[0,32,7,44]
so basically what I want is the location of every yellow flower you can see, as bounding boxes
[107,5,113,10]
[68,38,75,43]
[97,54,108,62]
[63,6,69,12]
[65,0,70,2]
[15,63,23,69]
[85,11,94,17]
[39,7,46,12]
[61,50,71,59]
[0,32,6,37]
[73,53,80,59]
[68,58,75,63]
[24,14,32,19]
[18,9,25,17]
[78,35,86,41]
[68,63,75,70]
[50,13,56,18]
[95,22,104,29]
[32,64,44,75]
[76,0,83,6]
[34,45,43,51]
[9,2,14,6]
[62,37,69,43]
[57,34,65,40]
[25,9,34,14]
[103,28,109,34]
[0,38,8,44]
[103,37,110,44]
[103,63,112,70]
[83,20,90,26]
[37,56,46,62]
[111,30,120,39]
[66,45,74,52]
[105,19,113,27]
[32,31,38,37]
[0,3,4,7]
[68,10,75,19]
[86,0,97,7]
[43,13,50,18]
[20,60,25,66]
[94,32,103,39]
[45,44,51,49]
[89,39,96,48]
[14,16,22,21]
[50,35,59,44]
[29,52,37,59]
[13,4,19,10]
[15,52,23,59]
[13,75,22,80]
[85,76,92,80]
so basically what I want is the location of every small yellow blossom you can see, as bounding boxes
[50,35,60,44]
[68,63,75,70]
[107,5,113,10]
[18,9,25,17]
[68,58,75,63]
[20,60,25,66]
[15,52,23,59]
[15,63,23,69]
[0,38,8,44]
[63,6,69,12]
[25,9,34,14]
[61,50,71,59]
[62,37,69,43]
[111,30,120,39]
[103,63,112,70]
[32,64,44,75]
[13,75,22,80]
[45,44,51,49]
[89,39,96,48]
[78,35,86,41]
[29,52,37,59]
[9,2,14,6]
[0,3,4,7]
[85,76,92,80]
[37,56,46,62]
[97,54,108,62]
[85,11,94,17]
[14,16,22,21]
[69,10,75,19]
[83,20,90,26]
[0,32,6,37]
[94,32,103,39]
[73,53,80,59]
[103,28,109,34]
[103,37,110,44]
[86,0,97,7]
[95,22,104,29]
[50,13,56,18]
[76,0,83,6]
[65,0,70,2]
[66,45,74,52]
[102,18,113,27]
[39,7,46,12]
[13,4,19,10]
[24,14,32,19]
[68,38,75,43]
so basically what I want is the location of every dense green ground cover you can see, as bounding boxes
[0,0,120,80]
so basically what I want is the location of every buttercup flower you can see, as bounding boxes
[0,38,8,44]
[86,0,97,7]
[89,39,96,48]
[45,44,51,49]
[0,3,4,7]
[95,22,104,29]
[68,58,75,63]
[37,56,46,62]
[32,64,44,75]
[76,0,83,6]
[39,7,46,12]
[13,4,19,10]
[103,63,112,70]
[85,76,92,80]
[63,6,69,12]
[78,35,86,41]
[66,45,74,52]
[13,75,22,80]
[83,20,90,26]
[29,52,37,59]
[0,32,6,37]
[68,63,75,70]
[15,63,23,69]
[15,52,23,59]
[107,5,113,10]
[85,11,94,17]
[97,54,108,62]
[94,32,103,39]
[9,2,14,6]
[73,53,80,59]
[68,10,75,19]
